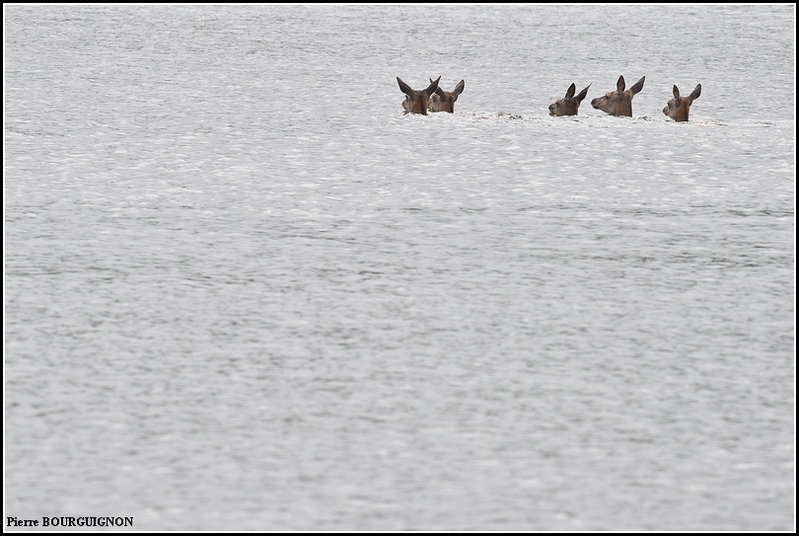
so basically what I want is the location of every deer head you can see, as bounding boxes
[591,75,645,117]
[548,83,592,116]
[397,76,441,115]
[663,84,701,122]
[428,79,465,113]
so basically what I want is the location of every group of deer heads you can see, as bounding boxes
[551,75,701,121]
[397,76,466,115]
[398,75,701,122]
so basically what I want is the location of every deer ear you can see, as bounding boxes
[688,84,701,101]
[454,80,465,96]
[397,77,414,96]
[425,76,441,96]
[616,76,626,92]
[565,83,576,100]
[575,83,591,103]
[629,76,645,95]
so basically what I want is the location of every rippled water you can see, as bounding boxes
[4,4,795,531]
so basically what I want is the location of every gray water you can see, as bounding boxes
[4,4,795,532]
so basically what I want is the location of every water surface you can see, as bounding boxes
[4,4,795,531]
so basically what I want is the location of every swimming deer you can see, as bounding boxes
[548,83,592,116]
[397,76,441,115]
[428,79,465,113]
[591,75,645,117]
[663,84,701,122]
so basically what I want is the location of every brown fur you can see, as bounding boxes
[428,79,465,113]
[397,76,441,115]
[548,83,592,116]
[591,75,645,117]
[663,84,702,122]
